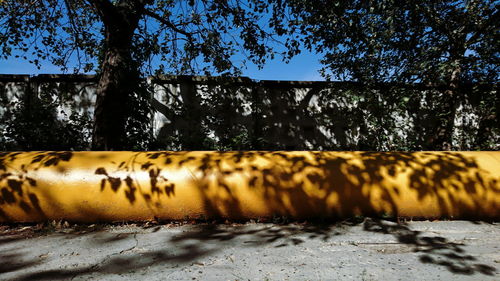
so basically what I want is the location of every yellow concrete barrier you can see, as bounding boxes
[0,151,499,222]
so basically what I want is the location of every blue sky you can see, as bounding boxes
[239,49,325,81]
[0,49,325,81]
[0,1,327,81]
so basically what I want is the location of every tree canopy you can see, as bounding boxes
[287,0,499,84]
[1,0,293,75]
[285,0,499,150]
[1,0,296,150]
[1,0,498,151]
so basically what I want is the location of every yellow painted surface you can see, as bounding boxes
[0,151,499,222]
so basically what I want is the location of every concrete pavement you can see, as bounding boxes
[0,219,499,281]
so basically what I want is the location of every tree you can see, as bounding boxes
[0,0,287,150]
[286,0,499,150]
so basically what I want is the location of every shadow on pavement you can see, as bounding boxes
[0,218,497,280]
[363,219,497,275]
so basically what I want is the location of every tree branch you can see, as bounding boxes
[143,9,194,38]
[64,0,82,69]
[466,9,499,46]
[86,0,115,25]
[416,4,453,41]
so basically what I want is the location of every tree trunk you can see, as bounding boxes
[92,48,137,150]
[90,2,144,150]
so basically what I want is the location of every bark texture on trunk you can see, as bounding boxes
[89,1,145,150]
[92,48,136,150]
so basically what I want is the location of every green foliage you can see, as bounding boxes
[1,1,497,151]
[123,80,154,151]
[149,81,498,151]
[282,0,499,150]
[286,0,499,84]
[0,0,295,150]
[0,0,289,76]
[1,78,497,151]
[0,87,92,151]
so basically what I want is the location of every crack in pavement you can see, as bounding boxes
[99,233,139,264]
[69,233,139,281]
